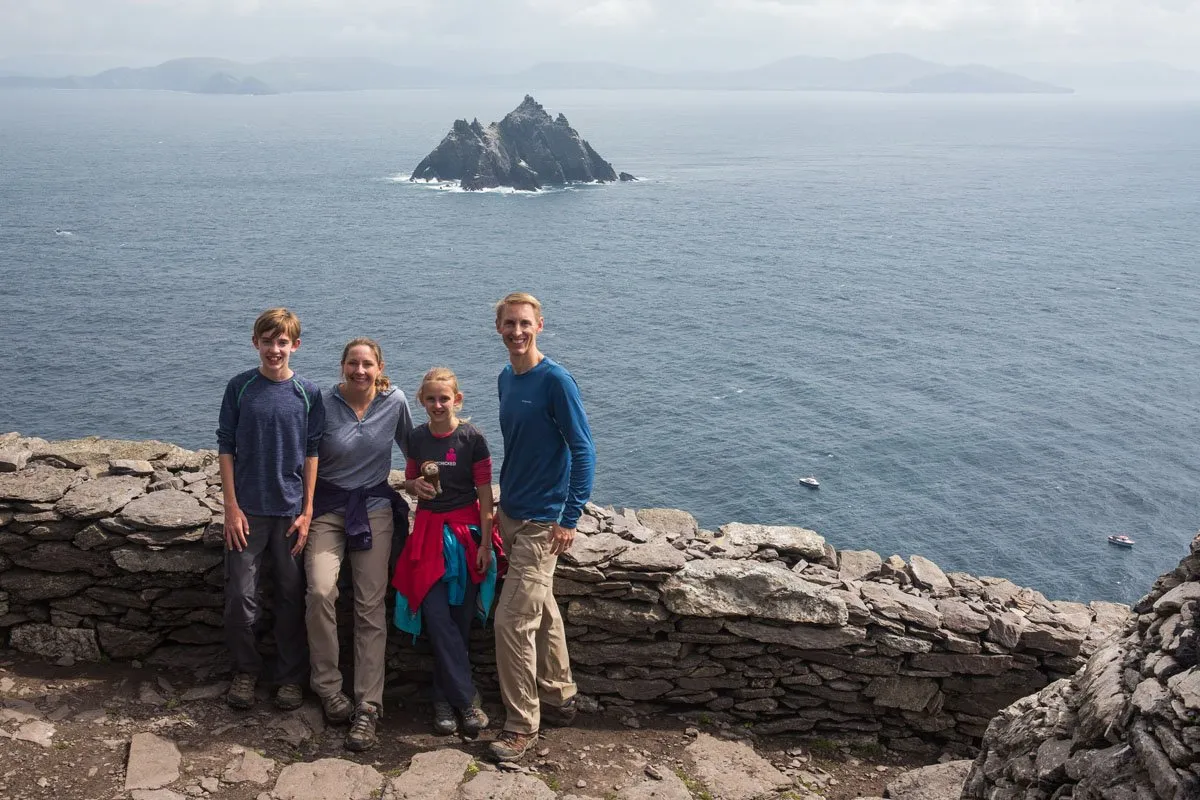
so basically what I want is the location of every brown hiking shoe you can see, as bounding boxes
[274,683,303,711]
[321,691,353,724]
[345,702,381,752]
[541,696,578,727]
[488,730,538,762]
[226,673,257,710]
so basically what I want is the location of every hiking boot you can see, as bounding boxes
[489,730,538,762]
[274,683,303,711]
[461,705,489,739]
[541,695,578,727]
[345,702,380,752]
[226,673,257,710]
[432,701,457,735]
[321,691,353,724]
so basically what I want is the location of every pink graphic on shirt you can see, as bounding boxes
[445,448,457,465]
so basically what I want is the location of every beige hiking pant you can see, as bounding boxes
[305,508,393,708]
[494,509,577,734]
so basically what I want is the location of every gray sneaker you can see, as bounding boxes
[345,702,380,752]
[226,673,257,710]
[432,701,457,735]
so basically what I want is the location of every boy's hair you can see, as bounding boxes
[253,308,301,341]
[342,337,391,392]
[494,292,542,323]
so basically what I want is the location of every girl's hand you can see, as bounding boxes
[476,545,492,572]
[409,478,437,500]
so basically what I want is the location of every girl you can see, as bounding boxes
[306,338,413,752]
[392,367,498,737]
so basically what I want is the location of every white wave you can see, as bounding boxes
[54,229,74,237]
[388,174,622,195]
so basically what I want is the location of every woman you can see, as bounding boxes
[306,337,413,752]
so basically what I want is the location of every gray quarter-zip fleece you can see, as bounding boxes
[317,384,413,513]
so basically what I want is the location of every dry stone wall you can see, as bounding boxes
[962,531,1200,800]
[0,434,1130,754]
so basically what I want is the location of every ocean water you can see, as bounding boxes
[2,88,1198,605]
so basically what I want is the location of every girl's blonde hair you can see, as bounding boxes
[341,337,391,392]
[417,367,464,414]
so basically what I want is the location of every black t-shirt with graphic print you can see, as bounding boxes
[404,421,491,513]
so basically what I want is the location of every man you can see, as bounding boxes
[489,292,596,762]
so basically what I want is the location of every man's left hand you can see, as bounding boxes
[549,523,576,555]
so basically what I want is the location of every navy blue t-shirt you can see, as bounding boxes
[216,367,325,517]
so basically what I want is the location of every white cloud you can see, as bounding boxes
[570,0,655,27]
[0,0,1197,69]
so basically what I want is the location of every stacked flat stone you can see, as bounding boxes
[0,433,1132,753]
[962,532,1200,800]
[0,434,224,666]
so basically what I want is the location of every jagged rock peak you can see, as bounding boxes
[409,95,620,191]
[963,530,1200,800]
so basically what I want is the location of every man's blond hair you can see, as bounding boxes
[494,292,543,323]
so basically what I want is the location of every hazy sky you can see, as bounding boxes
[2,0,1199,71]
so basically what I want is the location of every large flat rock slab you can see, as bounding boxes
[458,770,556,800]
[885,760,972,800]
[110,546,221,573]
[10,623,102,662]
[683,733,791,800]
[636,508,698,538]
[125,732,181,791]
[56,475,149,519]
[0,464,77,503]
[274,758,383,800]
[616,767,692,800]
[223,749,275,784]
[719,522,826,559]
[117,489,210,530]
[661,559,847,625]
[389,748,472,799]
[562,532,629,567]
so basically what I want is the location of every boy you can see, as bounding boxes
[489,292,595,762]
[217,307,325,710]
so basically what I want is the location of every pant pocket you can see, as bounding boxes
[502,569,551,620]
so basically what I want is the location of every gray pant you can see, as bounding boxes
[224,514,308,684]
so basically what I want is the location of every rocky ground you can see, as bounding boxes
[0,651,965,800]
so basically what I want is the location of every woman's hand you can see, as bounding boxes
[476,544,493,572]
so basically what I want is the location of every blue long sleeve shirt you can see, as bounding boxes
[216,367,325,517]
[497,357,595,528]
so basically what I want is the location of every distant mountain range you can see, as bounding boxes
[0,53,1083,95]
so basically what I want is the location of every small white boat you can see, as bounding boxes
[798,476,820,489]
[1107,534,1135,548]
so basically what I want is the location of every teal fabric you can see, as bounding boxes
[392,524,497,640]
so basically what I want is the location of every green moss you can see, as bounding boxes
[463,762,480,781]
[804,737,840,758]
[537,774,562,792]
[850,741,887,760]
[674,767,714,800]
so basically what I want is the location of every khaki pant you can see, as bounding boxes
[494,509,576,734]
[305,508,393,708]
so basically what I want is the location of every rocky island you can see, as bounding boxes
[410,95,626,191]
